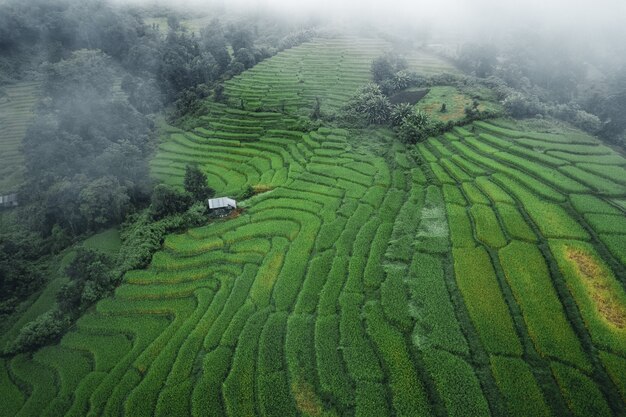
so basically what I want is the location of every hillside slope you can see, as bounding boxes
[1,37,625,417]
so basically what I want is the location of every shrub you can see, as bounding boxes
[396,110,430,144]
[4,310,70,354]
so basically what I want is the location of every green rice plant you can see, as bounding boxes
[294,250,334,315]
[494,151,588,193]
[411,167,427,184]
[584,213,626,234]
[203,264,257,350]
[361,185,387,207]
[569,194,622,215]
[446,204,475,248]
[490,356,551,417]
[430,162,456,184]
[599,233,626,265]
[249,237,289,307]
[499,241,590,370]
[355,382,390,417]
[391,168,407,190]
[475,176,515,205]
[516,139,613,155]
[451,154,486,176]
[220,302,256,348]
[257,312,297,417]
[476,132,512,150]
[549,239,626,355]
[125,287,215,417]
[191,347,232,417]
[470,204,508,248]
[373,158,392,187]
[551,362,612,417]
[0,358,25,416]
[453,247,522,355]
[421,348,490,417]
[546,151,626,165]
[559,165,624,196]
[65,372,105,417]
[223,309,270,417]
[386,189,423,262]
[428,138,454,157]
[599,351,626,402]
[285,315,335,417]
[453,126,473,137]
[380,265,413,332]
[318,256,348,316]
[466,136,499,154]
[461,182,490,205]
[163,235,224,255]
[315,314,355,408]
[364,223,394,289]
[339,292,384,382]
[273,214,320,311]
[495,174,590,240]
[379,189,406,224]
[9,354,57,417]
[61,332,132,372]
[443,184,466,205]
[363,301,432,417]
[441,158,472,182]
[495,203,537,242]
[346,218,380,291]
[417,143,437,162]
[452,143,566,202]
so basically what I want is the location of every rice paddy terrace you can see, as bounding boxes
[0,81,40,194]
[2,37,626,417]
[223,36,454,115]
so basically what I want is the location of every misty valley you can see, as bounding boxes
[0,0,625,416]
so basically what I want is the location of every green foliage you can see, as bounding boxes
[183,164,215,201]
[396,109,431,144]
[4,310,70,354]
[150,184,192,219]
[341,83,392,126]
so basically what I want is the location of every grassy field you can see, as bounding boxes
[415,85,502,122]
[2,36,625,417]
[0,81,40,194]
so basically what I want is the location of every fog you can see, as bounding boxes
[113,0,626,66]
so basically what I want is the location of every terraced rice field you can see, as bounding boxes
[0,81,40,194]
[2,38,626,417]
[223,37,456,115]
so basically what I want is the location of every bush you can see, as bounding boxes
[150,184,192,219]
[341,83,391,126]
[396,109,430,144]
[4,310,70,354]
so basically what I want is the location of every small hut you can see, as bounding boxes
[0,194,18,208]
[207,197,237,217]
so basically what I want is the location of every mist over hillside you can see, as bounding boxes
[1,1,625,416]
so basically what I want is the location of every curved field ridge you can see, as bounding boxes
[3,40,626,417]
